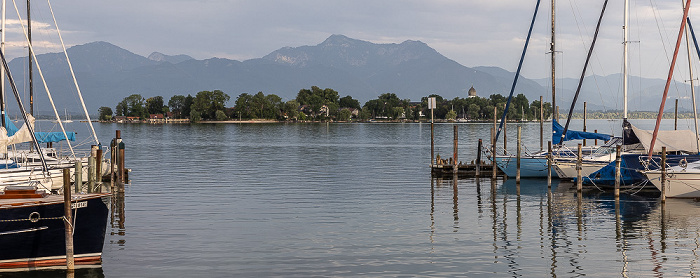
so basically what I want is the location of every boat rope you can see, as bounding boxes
[494,0,541,144]
[9,0,76,159]
[46,0,100,147]
[560,0,609,144]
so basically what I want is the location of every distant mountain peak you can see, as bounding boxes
[148,52,194,64]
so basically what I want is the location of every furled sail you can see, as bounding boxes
[552,119,611,144]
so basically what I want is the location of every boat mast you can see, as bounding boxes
[684,4,700,152]
[26,0,32,116]
[551,0,556,121]
[0,0,4,129]
[623,0,628,121]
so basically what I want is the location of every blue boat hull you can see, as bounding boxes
[494,155,560,178]
[580,154,700,188]
[0,194,110,269]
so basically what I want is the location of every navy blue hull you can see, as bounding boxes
[0,194,110,268]
[581,154,700,188]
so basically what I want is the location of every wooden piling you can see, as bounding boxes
[577,143,582,192]
[118,133,126,184]
[516,126,521,183]
[595,129,598,145]
[476,139,482,178]
[661,146,667,202]
[547,141,552,187]
[503,104,507,155]
[491,127,497,180]
[453,125,458,174]
[74,161,82,194]
[87,156,95,193]
[63,168,74,271]
[540,96,544,151]
[614,145,621,198]
[675,99,679,130]
[583,102,587,147]
[430,122,435,164]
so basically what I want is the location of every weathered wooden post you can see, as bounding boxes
[614,145,621,198]
[540,96,544,151]
[661,146,667,202]
[594,129,598,145]
[516,126,521,183]
[583,102,587,146]
[577,143,582,192]
[675,99,679,130]
[491,127,497,180]
[87,156,95,193]
[118,134,126,184]
[547,141,552,187]
[63,168,74,271]
[429,97,436,165]
[503,104,507,155]
[476,139,482,178]
[74,160,82,194]
[453,125,458,175]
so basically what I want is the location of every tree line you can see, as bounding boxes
[98,86,554,122]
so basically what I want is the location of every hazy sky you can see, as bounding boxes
[4,0,699,80]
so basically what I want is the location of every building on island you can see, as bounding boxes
[467,86,477,98]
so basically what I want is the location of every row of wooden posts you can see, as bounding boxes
[437,98,676,201]
[63,130,127,271]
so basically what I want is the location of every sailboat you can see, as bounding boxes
[492,0,612,179]
[583,0,700,189]
[0,0,110,269]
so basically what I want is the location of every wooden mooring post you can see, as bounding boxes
[491,127,497,180]
[516,126,521,183]
[661,146,667,202]
[675,99,679,130]
[453,125,458,174]
[547,141,552,188]
[475,139,482,178]
[540,96,543,151]
[577,144,582,192]
[63,168,74,271]
[74,161,82,194]
[583,102,587,146]
[430,122,435,164]
[614,145,621,198]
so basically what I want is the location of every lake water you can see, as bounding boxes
[5,119,700,277]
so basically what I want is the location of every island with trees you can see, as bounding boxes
[99,86,561,124]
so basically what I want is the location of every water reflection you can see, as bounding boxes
[109,185,126,247]
[426,175,700,277]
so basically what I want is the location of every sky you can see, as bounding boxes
[3,0,700,80]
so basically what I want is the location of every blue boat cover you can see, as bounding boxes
[3,114,75,143]
[552,119,611,145]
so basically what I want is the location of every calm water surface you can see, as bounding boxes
[5,119,700,277]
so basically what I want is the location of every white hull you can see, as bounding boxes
[553,160,610,180]
[645,167,700,198]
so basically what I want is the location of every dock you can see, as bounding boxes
[430,160,505,178]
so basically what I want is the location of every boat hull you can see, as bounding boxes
[494,155,559,178]
[645,170,700,198]
[553,160,610,180]
[0,194,110,269]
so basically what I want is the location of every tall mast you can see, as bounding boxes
[1,0,5,129]
[26,0,32,116]
[684,3,700,152]
[551,0,556,121]
[623,0,629,120]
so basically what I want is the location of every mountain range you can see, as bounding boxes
[3,34,692,117]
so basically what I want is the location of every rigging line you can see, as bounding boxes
[46,0,99,146]
[494,0,541,144]
[560,0,610,144]
[10,0,75,158]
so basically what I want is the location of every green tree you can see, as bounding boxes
[192,90,230,120]
[146,96,165,115]
[338,109,352,121]
[339,95,361,109]
[296,86,340,119]
[446,110,457,120]
[98,106,113,121]
[215,110,228,121]
[168,95,187,118]
[117,94,146,119]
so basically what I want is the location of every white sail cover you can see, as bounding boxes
[0,114,35,153]
[631,124,700,153]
